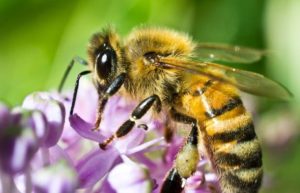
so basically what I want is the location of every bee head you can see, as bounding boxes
[88,28,122,87]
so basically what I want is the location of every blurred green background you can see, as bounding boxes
[0,0,299,192]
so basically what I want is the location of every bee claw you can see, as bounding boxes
[91,127,100,132]
[99,143,106,150]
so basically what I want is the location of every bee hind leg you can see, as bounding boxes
[161,109,199,193]
[99,94,161,150]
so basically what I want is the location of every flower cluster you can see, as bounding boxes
[0,79,220,193]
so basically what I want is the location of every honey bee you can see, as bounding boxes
[60,26,291,193]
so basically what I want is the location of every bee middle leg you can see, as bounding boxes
[161,108,199,193]
[99,94,161,150]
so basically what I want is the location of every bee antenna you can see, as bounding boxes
[58,56,88,93]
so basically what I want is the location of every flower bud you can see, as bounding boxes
[0,109,39,175]
[23,92,65,147]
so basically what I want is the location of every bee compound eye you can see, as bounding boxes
[95,49,116,79]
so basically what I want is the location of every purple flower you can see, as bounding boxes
[0,95,76,193]
[0,79,220,193]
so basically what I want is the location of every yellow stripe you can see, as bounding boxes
[214,138,260,158]
[234,167,263,182]
[205,113,252,136]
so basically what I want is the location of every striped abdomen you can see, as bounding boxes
[181,79,263,193]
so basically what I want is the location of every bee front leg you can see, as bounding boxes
[93,73,127,131]
[99,94,161,150]
[69,72,126,131]
[161,108,199,193]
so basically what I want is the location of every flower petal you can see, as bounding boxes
[185,171,220,193]
[75,148,119,188]
[32,160,78,193]
[98,95,143,136]
[49,145,74,167]
[114,128,146,154]
[108,162,153,193]
[69,114,105,142]
[94,177,116,193]
[59,78,98,123]
[29,110,49,145]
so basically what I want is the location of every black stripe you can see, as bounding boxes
[169,108,197,124]
[205,97,242,118]
[225,170,263,192]
[216,149,262,169]
[210,122,256,143]
[169,108,198,146]
[187,124,198,146]
[193,80,214,96]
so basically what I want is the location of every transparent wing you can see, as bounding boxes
[159,57,292,100]
[195,43,266,63]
